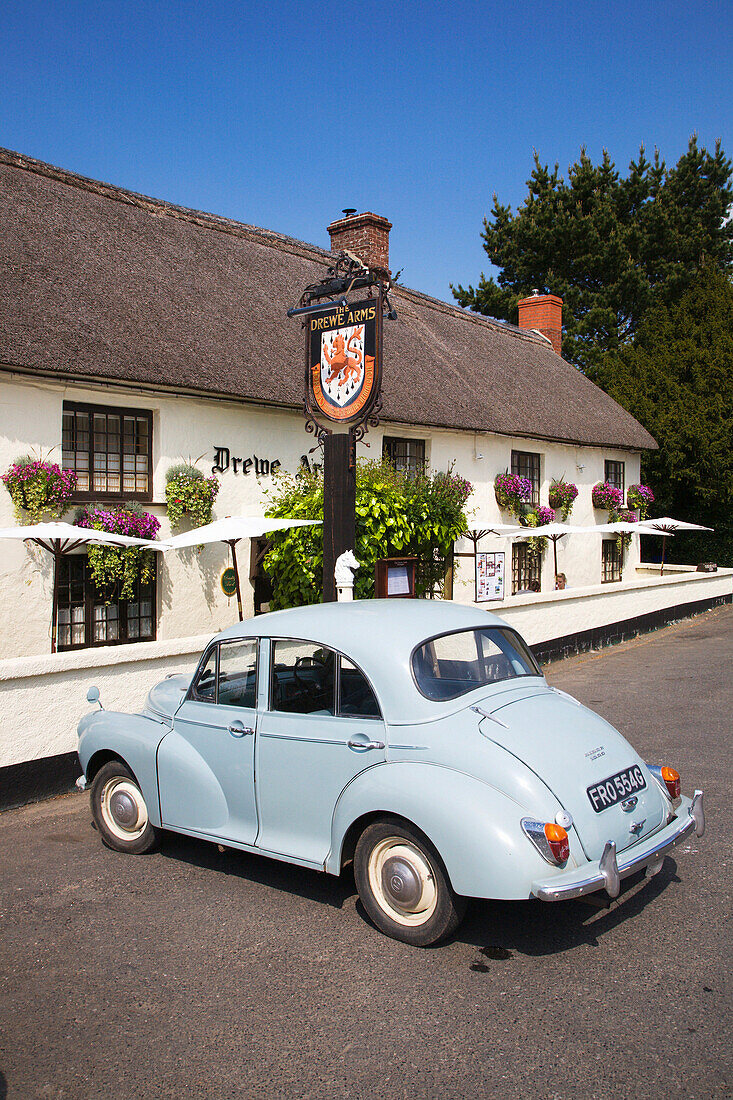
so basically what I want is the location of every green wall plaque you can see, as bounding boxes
[220,567,237,597]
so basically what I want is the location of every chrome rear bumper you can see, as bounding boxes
[532,791,704,902]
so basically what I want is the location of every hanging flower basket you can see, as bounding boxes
[77,503,160,603]
[548,479,578,521]
[2,456,77,522]
[494,473,532,517]
[165,464,220,530]
[592,481,623,511]
[520,506,551,562]
[615,509,637,553]
[627,483,654,520]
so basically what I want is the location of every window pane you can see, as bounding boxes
[383,437,426,476]
[605,461,625,495]
[271,641,335,715]
[93,603,107,643]
[339,657,380,718]
[511,451,541,505]
[62,403,151,497]
[56,550,155,651]
[192,648,218,703]
[56,556,86,649]
[218,640,258,709]
[413,628,540,701]
[512,543,540,594]
[602,539,622,583]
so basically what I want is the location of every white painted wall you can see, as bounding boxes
[1,374,645,661]
[0,636,208,768]
[6,370,703,778]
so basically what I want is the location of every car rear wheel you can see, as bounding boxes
[91,760,160,854]
[354,820,466,946]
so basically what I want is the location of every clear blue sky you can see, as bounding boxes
[3,0,731,303]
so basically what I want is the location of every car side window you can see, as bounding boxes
[191,646,218,703]
[218,640,258,709]
[339,657,381,718]
[271,641,335,715]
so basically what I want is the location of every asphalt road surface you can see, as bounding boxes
[1,605,731,1100]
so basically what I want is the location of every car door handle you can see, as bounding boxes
[347,738,385,751]
[228,722,255,738]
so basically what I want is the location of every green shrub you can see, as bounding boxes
[262,461,472,609]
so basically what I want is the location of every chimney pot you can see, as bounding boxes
[327,211,392,275]
[517,291,563,356]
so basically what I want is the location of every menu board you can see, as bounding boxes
[386,563,411,596]
[475,552,505,602]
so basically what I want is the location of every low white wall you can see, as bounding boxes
[0,634,210,768]
[1,568,729,773]
[481,566,733,647]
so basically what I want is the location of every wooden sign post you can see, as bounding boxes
[322,433,356,603]
[289,253,395,602]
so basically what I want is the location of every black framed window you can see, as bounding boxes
[62,401,153,501]
[601,539,623,583]
[250,537,273,616]
[604,460,625,496]
[511,450,541,505]
[383,437,426,476]
[56,555,156,650]
[268,641,382,719]
[512,543,540,595]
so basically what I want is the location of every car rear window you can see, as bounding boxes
[412,627,541,701]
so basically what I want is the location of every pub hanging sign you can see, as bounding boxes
[306,298,382,425]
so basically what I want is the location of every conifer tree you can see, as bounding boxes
[604,265,733,566]
[452,138,733,380]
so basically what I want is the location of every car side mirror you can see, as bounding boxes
[87,686,103,710]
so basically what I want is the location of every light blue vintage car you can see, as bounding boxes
[77,600,705,945]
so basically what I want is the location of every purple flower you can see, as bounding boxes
[536,506,556,525]
[77,505,160,540]
[495,473,532,508]
[592,482,623,510]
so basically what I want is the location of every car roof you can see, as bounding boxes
[216,600,521,723]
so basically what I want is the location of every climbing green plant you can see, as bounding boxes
[262,461,472,609]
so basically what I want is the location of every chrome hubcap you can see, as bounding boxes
[382,856,422,911]
[110,790,138,828]
[367,838,438,927]
[100,778,148,841]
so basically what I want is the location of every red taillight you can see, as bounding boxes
[661,766,681,799]
[544,823,569,864]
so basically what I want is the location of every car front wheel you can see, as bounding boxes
[354,820,466,946]
[91,760,160,854]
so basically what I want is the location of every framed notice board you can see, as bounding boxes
[375,557,417,599]
[475,551,505,602]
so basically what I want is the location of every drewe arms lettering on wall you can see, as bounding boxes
[212,447,282,477]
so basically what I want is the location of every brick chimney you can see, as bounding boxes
[517,291,563,355]
[327,211,392,275]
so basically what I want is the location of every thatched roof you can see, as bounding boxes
[0,148,655,451]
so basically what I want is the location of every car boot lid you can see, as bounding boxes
[476,686,668,860]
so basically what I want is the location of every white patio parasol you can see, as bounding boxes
[163,516,322,620]
[0,522,165,652]
[455,524,526,574]
[510,522,596,575]
[634,516,713,575]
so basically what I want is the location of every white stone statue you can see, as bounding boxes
[335,550,360,600]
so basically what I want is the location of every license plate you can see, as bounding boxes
[587,765,647,812]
